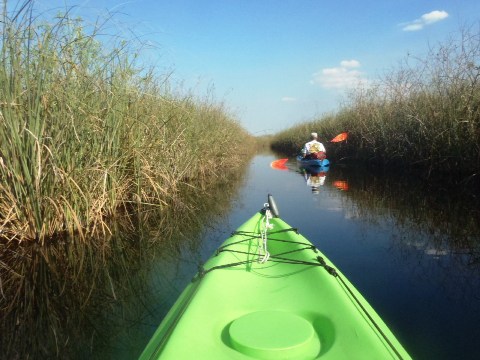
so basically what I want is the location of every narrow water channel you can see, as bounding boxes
[2,153,479,359]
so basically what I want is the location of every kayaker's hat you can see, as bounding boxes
[311,132,318,139]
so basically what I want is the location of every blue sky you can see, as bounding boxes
[35,1,480,134]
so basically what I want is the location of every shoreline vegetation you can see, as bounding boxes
[0,3,255,355]
[271,25,480,181]
[0,2,255,244]
[1,175,249,359]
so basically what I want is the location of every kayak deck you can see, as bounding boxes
[140,202,410,359]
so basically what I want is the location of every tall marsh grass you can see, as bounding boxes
[271,26,480,177]
[0,2,254,243]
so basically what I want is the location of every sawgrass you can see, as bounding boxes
[0,2,254,243]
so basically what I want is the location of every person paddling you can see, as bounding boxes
[301,132,326,160]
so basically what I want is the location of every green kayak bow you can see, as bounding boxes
[140,195,411,360]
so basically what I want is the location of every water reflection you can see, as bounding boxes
[329,166,480,265]
[0,169,248,359]
[290,159,480,263]
[298,165,329,194]
[332,180,349,191]
[291,161,480,359]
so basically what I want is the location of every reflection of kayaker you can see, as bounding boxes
[301,167,328,194]
[305,171,326,187]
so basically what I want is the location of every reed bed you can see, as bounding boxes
[271,26,480,177]
[0,2,254,244]
[1,167,248,359]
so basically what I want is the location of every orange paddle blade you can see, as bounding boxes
[331,132,348,142]
[270,158,288,170]
[333,180,349,191]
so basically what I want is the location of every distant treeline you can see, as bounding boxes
[271,26,480,178]
[0,2,254,243]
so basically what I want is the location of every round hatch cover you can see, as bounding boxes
[229,311,320,359]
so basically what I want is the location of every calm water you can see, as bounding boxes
[2,153,479,359]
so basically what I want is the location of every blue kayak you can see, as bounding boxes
[296,155,330,167]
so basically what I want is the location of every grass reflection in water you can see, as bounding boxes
[330,165,480,298]
[0,170,246,359]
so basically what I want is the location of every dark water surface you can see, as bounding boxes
[2,153,479,359]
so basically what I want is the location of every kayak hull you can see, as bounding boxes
[296,155,330,168]
[140,204,410,359]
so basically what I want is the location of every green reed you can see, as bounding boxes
[0,2,254,243]
[271,26,480,176]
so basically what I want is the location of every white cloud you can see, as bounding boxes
[311,60,366,89]
[402,23,424,32]
[281,96,297,102]
[340,59,360,68]
[401,10,449,32]
[422,10,449,24]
